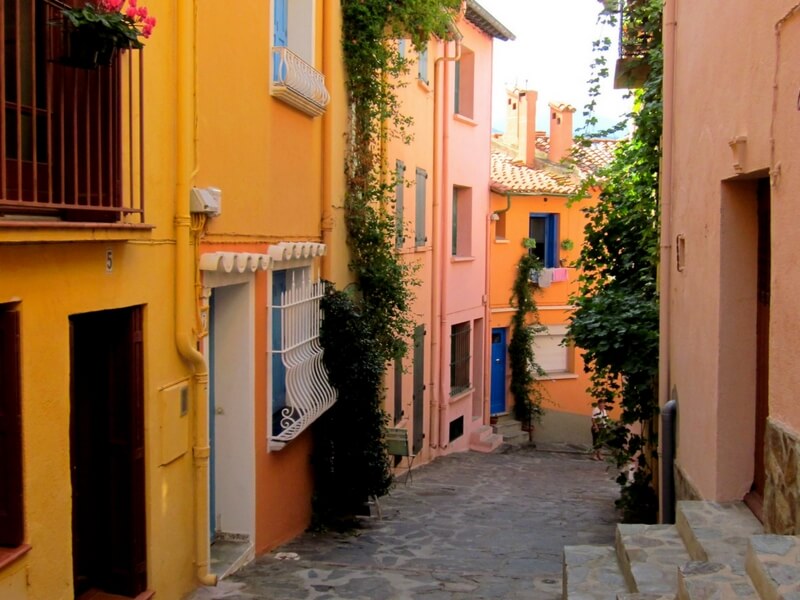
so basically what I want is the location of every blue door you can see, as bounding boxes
[490,328,507,415]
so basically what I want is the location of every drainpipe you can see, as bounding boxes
[659,0,677,520]
[430,33,462,453]
[176,0,217,587]
[320,0,336,281]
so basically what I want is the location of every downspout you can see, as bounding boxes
[659,0,676,521]
[176,0,217,586]
[320,0,336,281]
[431,33,462,453]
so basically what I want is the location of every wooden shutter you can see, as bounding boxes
[394,357,402,425]
[0,309,23,547]
[412,325,425,453]
[415,168,427,247]
[395,160,405,248]
[128,307,147,595]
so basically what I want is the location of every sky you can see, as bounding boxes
[476,0,632,137]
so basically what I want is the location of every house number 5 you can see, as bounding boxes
[106,249,113,273]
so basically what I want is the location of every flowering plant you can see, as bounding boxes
[61,0,156,51]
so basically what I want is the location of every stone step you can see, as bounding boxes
[616,524,691,595]
[676,501,762,574]
[745,534,800,600]
[677,561,757,600]
[468,425,503,453]
[618,594,675,600]
[492,418,523,437]
[563,544,629,600]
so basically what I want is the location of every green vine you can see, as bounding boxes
[508,239,548,434]
[312,0,460,527]
[568,0,663,523]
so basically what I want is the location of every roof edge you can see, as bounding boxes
[465,0,515,41]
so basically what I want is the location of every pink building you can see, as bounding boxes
[387,1,514,463]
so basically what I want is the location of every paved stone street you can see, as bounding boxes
[191,444,620,600]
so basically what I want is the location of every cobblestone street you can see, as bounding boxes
[190,444,619,599]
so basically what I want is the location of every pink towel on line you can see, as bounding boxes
[551,267,569,283]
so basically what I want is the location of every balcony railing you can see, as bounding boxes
[270,46,330,118]
[0,0,144,224]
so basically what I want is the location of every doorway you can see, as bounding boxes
[70,306,146,599]
[490,328,507,415]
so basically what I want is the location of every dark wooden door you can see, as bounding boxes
[753,179,770,502]
[70,306,146,598]
[0,309,23,547]
[412,325,425,454]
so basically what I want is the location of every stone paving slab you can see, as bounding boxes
[745,534,800,600]
[562,544,628,600]
[188,445,620,599]
[676,501,762,573]
[616,524,689,595]
[677,561,757,600]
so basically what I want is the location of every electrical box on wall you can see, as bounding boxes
[190,186,222,216]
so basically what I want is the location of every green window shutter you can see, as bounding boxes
[415,168,427,246]
[395,160,405,249]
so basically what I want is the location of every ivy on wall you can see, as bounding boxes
[508,240,548,435]
[568,0,663,523]
[312,0,460,528]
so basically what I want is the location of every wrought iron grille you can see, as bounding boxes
[450,322,471,395]
[0,0,144,223]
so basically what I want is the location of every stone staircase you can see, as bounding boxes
[563,500,800,599]
[469,424,504,452]
[491,414,531,446]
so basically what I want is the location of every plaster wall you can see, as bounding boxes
[488,191,597,444]
[667,0,800,500]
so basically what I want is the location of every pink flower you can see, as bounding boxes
[137,6,148,18]
[126,6,137,17]
[129,0,137,6]
[145,16,156,26]
[142,24,153,38]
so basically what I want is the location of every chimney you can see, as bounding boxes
[515,89,537,167]
[548,102,576,163]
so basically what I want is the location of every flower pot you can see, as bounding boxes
[62,28,118,69]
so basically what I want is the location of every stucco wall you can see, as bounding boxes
[667,0,800,505]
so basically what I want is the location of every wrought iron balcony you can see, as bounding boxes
[270,46,330,118]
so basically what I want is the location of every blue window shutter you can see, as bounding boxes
[418,44,429,84]
[415,168,427,246]
[271,270,287,414]
[547,214,559,268]
[273,0,288,82]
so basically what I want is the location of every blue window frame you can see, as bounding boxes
[273,0,288,82]
[418,44,429,84]
[529,213,559,268]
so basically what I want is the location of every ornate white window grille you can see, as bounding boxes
[270,269,336,449]
[270,46,331,117]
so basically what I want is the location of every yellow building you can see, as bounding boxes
[0,0,348,598]
[488,89,617,445]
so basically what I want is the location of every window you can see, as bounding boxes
[529,213,559,267]
[494,211,507,240]
[452,187,472,257]
[415,168,428,247]
[0,1,143,223]
[0,308,23,547]
[271,0,330,116]
[270,266,336,447]
[450,322,471,395]
[454,48,475,119]
[398,39,406,58]
[532,325,572,375]
[417,44,429,84]
[395,160,406,249]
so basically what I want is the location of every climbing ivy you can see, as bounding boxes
[567,0,663,523]
[312,0,460,527]
[508,240,548,435]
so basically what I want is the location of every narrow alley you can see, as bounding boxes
[190,445,618,600]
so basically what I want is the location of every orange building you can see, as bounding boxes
[488,89,617,446]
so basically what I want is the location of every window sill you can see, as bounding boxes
[535,372,578,381]
[417,78,432,93]
[453,113,478,127]
[414,244,430,253]
[449,386,474,403]
[494,238,510,244]
[450,255,475,263]
[0,220,154,244]
[0,544,31,571]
